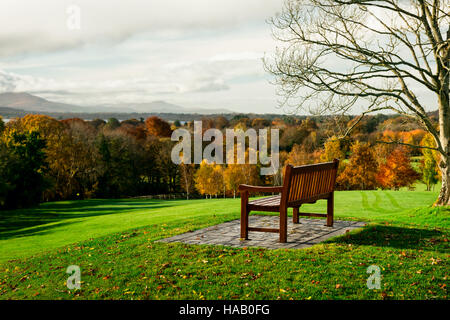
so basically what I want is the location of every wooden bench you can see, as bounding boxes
[238,159,339,243]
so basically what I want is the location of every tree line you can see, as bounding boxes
[0,113,440,209]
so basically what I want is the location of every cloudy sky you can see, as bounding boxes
[0,0,288,113]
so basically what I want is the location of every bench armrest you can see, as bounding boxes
[238,184,283,193]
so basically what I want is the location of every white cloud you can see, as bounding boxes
[0,0,282,56]
[0,0,284,113]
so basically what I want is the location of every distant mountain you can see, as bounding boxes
[102,101,232,114]
[0,92,233,114]
[97,101,190,114]
[0,92,89,113]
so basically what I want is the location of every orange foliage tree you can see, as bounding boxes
[145,116,172,137]
[380,129,427,156]
[337,141,378,190]
[376,147,420,190]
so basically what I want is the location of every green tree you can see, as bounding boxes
[0,131,48,208]
[95,131,145,197]
[105,118,121,130]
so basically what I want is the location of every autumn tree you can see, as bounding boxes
[214,116,229,129]
[0,143,9,206]
[179,163,195,199]
[251,118,271,129]
[4,115,71,200]
[337,141,379,190]
[194,160,215,198]
[119,122,147,142]
[223,163,261,198]
[376,147,420,190]
[58,119,100,199]
[279,126,310,151]
[211,165,226,198]
[320,136,346,174]
[90,118,106,129]
[421,134,440,191]
[157,139,179,193]
[224,165,242,198]
[320,136,345,161]
[140,135,166,194]
[145,116,172,137]
[273,150,289,186]
[286,143,320,166]
[266,0,450,205]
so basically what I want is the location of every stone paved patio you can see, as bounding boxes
[158,215,367,249]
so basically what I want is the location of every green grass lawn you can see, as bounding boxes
[0,190,448,300]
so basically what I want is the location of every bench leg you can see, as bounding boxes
[240,190,249,239]
[293,207,299,224]
[326,192,334,227]
[279,206,287,243]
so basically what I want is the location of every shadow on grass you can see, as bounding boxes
[326,225,449,253]
[0,199,178,240]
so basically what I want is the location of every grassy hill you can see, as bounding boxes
[0,190,448,299]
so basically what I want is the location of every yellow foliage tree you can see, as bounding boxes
[194,160,224,198]
[320,136,344,162]
[286,144,320,166]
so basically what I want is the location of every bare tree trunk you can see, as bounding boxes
[436,28,449,206]
[435,147,450,206]
[437,159,450,206]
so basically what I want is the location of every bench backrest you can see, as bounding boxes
[282,159,339,205]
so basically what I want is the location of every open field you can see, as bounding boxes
[0,189,445,263]
[0,189,448,299]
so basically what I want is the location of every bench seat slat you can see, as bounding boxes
[249,195,281,207]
